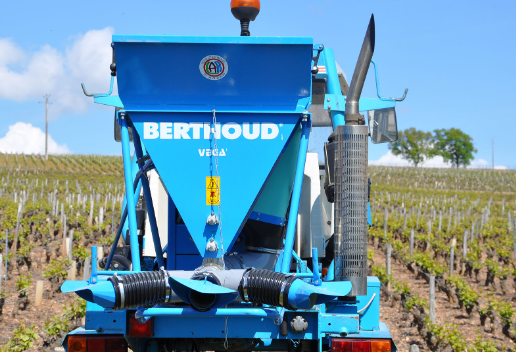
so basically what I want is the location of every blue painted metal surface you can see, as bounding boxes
[368,202,372,226]
[281,116,311,273]
[62,281,116,308]
[251,125,302,218]
[323,48,346,128]
[89,246,98,284]
[312,248,322,286]
[113,36,313,112]
[94,95,124,108]
[357,277,380,331]
[248,211,285,226]
[130,112,302,258]
[84,302,127,333]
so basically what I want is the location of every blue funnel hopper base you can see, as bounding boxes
[130,112,303,258]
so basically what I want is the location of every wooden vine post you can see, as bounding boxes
[450,238,456,277]
[35,280,44,306]
[83,257,91,281]
[410,229,414,257]
[386,244,392,290]
[429,275,436,323]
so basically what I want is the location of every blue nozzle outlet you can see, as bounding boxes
[61,280,116,309]
[287,280,344,310]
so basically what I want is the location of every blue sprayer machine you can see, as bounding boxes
[62,2,408,351]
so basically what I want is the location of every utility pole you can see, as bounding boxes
[40,95,51,160]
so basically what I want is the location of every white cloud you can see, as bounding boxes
[369,151,507,169]
[369,151,412,167]
[0,122,70,155]
[0,38,25,66]
[0,28,114,116]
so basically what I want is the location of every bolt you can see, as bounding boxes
[328,106,331,109]
[327,98,330,102]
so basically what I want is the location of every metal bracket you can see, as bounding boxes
[324,94,346,112]
[312,44,324,75]
[274,307,286,325]
[81,75,115,98]
[136,154,151,165]
[312,248,321,286]
[371,59,408,102]
[88,246,98,284]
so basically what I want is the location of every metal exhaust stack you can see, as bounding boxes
[334,15,375,296]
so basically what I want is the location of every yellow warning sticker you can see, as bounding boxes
[206,176,220,205]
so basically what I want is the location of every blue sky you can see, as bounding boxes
[0,1,514,168]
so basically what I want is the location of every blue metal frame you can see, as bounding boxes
[323,48,346,129]
[130,122,165,269]
[118,112,141,271]
[280,116,311,273]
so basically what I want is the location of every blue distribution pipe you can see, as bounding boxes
[131,125,165,269]
[121,156,141,243]
[104,164,150,271]
[324,48,345,129]
[281,117,310,274]
[119,113,141,271]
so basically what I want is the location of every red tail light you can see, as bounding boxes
[67,335,128,352]
[129,314,154,337]
[332,338,391,352]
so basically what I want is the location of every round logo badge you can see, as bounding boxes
[199,55,228,80]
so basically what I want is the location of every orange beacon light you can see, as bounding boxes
[230,0,260,36]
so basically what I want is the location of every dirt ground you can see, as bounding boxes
[373,241,516,351]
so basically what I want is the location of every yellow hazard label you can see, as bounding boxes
[206,177,220,205]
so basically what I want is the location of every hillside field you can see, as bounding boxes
[0,153,515,351]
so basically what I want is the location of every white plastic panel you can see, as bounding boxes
[143,170,169,257]
[295,153,327,258]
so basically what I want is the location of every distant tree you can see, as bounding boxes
[432,128,477,168]
[388,128,432,167]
